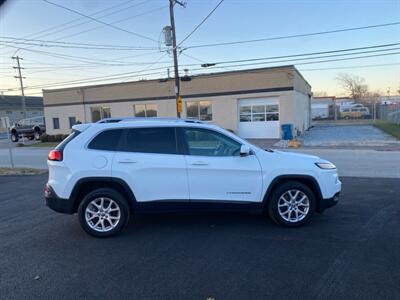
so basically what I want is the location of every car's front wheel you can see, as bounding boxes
[34,131,41,140]
[78,188,130,237]
[11,132,18,142]
[267,181,316,227]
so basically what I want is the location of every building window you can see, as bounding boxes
[91,107,111,122]
[6,111,12,115]
[133,104,157,117]
[53,118,60,129]
[186,101,212,121]
[69,117,77,128]
[239,104,279,122]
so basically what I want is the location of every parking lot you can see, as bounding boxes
[299,124,400,149]
[0,174,399,299]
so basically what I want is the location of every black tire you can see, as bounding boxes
[34,130,41,140]
[11,132,18,142]
[78,188,130,237]
[267,181,316,227]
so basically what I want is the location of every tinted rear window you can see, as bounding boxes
[121,127,177,154]
[56,130,81,150]
[88,129,123,151]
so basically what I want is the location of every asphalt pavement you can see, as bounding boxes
[0,175,399,299]
[1,146,399,178]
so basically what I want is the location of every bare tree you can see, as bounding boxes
[336,73,368,99]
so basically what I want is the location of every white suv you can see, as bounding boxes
[45,118,341,237]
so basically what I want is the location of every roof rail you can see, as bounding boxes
[96,117,204,124]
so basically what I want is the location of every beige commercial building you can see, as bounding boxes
[43,65,311,139]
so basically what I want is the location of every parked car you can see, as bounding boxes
[45,118,341,237]
[9,116,46,142]
[340,106,371,119]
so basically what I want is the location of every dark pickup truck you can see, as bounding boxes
[10,116,46,142]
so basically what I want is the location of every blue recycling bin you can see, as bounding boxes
[281,124,293,140]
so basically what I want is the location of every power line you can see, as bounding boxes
[188,51,400,74]
[0,42,169,65]
[299,62,400,72]
[16,0,136,40]
[9,50,400,92]
[201,43,400,65]
[0,0,142,54]
[0,37,160,51]
[122,52,170,82]
[3,65,174,92]
[11,44,398,72]
[0,0,133,44]
[180,52,234,72]
[42,0,158,43]
[33,0,149,40]
[4,44,400,93]
[178,0,224,46]
[46,5,168,45]
[0,41,159,51]
[183,21,400,49]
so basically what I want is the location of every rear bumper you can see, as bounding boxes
[45,184,75,214]
[318,192,340,212]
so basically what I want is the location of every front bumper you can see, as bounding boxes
[318,192,340,212]
[45,184,75,214]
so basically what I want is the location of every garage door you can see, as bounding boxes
[238,98,280,139]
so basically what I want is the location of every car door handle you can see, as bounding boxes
[118,159,137,164]
[191,161,208,166]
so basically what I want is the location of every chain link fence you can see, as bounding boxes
[379,103,400,124]
[312,99,400,123]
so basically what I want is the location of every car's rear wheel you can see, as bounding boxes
[267,181,316,227]
[78,188,130,237]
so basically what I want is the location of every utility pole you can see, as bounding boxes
[169,0,185,118]
[12,56,27,119]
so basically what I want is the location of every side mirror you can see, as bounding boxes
[240,145,251,157]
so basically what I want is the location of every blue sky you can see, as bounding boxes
[0,0,399,96]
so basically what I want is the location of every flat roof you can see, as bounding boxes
[43,65,309,93]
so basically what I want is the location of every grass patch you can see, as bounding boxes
[26,142,59,148]
[0,167,47,176]
[374,121,400,140]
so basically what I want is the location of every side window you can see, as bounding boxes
[88,129,123,151]
[121,127,177,154]
[183,128,241,157]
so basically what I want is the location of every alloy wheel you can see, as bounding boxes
[85,197,121,232]
[277,189,310,223]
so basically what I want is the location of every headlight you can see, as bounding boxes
[315,162,336,169]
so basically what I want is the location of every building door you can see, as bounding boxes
[237,98,280,138]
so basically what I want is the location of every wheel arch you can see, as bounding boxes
[262,175,323,212]
[70,177,136,213]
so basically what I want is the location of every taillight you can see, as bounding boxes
[48,150,63,161]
